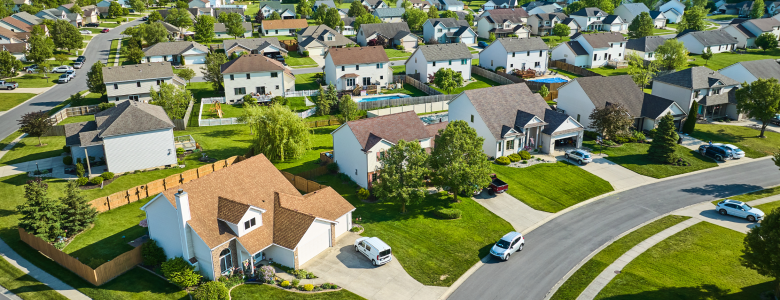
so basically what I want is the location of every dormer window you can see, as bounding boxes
[244,217,256,229]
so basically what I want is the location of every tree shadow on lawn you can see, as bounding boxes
[680,183,765,199]
[600,283,774,300]
[0,141,65,166]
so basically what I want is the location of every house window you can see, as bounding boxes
[346,78,355,86]
[115,97,119,101]
[234,87,246,95]
[594,54,598,61]
[341,66,345,71]
[512,52,515,57]
[695,90,701,97]
[156,80,161,85]
[244,217,256,229]
[433,61,436,66]
[271,72,278,78]
[449,60,452,65]
[275,30,279,34]
[539,51,543,57]
[113,83,118,89]
[510,64,513,67]
[356,65,359,70]
[491,60,493,66]
[470,115,474,122]
[497,141,502,151]
[129,95,139,101]
[461,59,467,64]
[527,51,530,56]
[380,75,383,79]
[363,77,371,85]
[246,73,250,79]
[620,42,623,47]
[506,140,514,150]
[438,28,442,33]
[714,87,722,94]
[230,74,234,81]
[535,61,540,67]
[256,86,265,94]
[276,85,279,89]
[328,36,333,41]
[136,81,141,87]
[648,52,653,58]
[376,63,383,68]
[219,248,232,274]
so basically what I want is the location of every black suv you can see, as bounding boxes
[698,145,732,161]
[75,56,86,63]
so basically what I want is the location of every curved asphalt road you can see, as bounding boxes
[0,18,145,141]
[449,159,780,300]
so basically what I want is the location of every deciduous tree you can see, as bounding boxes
[433,68,463,94]
[563,1,585,15]
[175,0,187,8]
[313,3,329,24]
[149,82,193,119]
[676,5,707,32]
[222,12,245,39]
[17,179,64,242]
[465,12,474,26]
[400,0,412,9]
[201,52,228,90]
[735,78,780,138]
[0,51,21,78]
[0,0,13,19]
[427,5,439,19]
[19,111,51,146]
[627,51,658,88]
[130,0,145,12]
[347,0,366,17]
[297,0,313,18]
[655,38,689,71]
[354,13,381,31]
[430,121,492,201]
[588,103,633,140]
[142,22,169,46]
[268,11,281,20]
[193,14,215,43]
[402,8,428,31]
[701,46,713,64]
[26,26,54,67]
[627,11,653,39]
[108,1,123,17]
[60,180,97,237]
[166,7,193,33]
[338,94,359,122]
[751,0,765,19]
[248,104,312,161]
[373,140,429,213]
[324,7,342,29]
[583,0,614,14]
[440,10,458,19]
[148,10,162,23]
[742,206,780,298]
[178,68,195,85]
[755,32,778,52]
[488,32,496,42]
[87,61,106,94]
[552,23,569,42]
[70,4,82,15]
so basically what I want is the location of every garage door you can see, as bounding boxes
[461,37,475,44]
[184,55,206,64]
[403,40,417,50]
[297,227,331,265]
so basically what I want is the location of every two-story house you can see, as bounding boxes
[323,46,391,91]
[261,19,308,36]
[476,8,530,38]
[723,18,780,48]
[36,8,82,27]
[214,22,253,38]
[296,25,354,58]
[313,0,336,11]
[372,7,406,22]
[551,32,626,68]
[222,54,295,101]
[361,0,388,11]
[718,1,754,17]
[0,27,27,43]
[625,36,668,60]
[143,41,209,64]
[767,1,780,15]
[527,12,579,36]
[256,2,295,18]
[525,4,561,15]
[340,17,356,35]
[332,111,447,188]
[428,0,464,11]
[103,62,186,103]
[569,7,608,31]
[659,0,684,22]
[482,0,519,10]
[652,67,742,120]
[599,15,627,32]
[675,29,737,54]
[405,43,472,83]
[356,23,419,49]
[397,0,431,10]
[648,11,667,28]
[423,18,477,44]
[12,0,30,12]
[479,37,549,72]
[613,3,650,24]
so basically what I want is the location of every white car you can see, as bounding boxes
[565,149,593,165]
[79,29,91,34]
[713,143,745,159]
[73,62,83,69]
[65,70,76,80]
[715,199,764,222]
[52,65,73,73]
[354,237,392,266]
[58,74,70,83]
[490,231,524,261]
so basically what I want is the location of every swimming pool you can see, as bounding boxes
[528,77,569,83]
[356,94,412,102]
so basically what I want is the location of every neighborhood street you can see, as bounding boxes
[449,158,780,300]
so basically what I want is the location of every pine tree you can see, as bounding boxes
[17,179,64,242]
[682,100,698,134]
[648,114,679,163]
[60,180,97,237]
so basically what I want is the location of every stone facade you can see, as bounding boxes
[210,239,239,280]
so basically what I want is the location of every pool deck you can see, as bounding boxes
[354,93,410,102]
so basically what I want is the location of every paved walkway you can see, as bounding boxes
[473,191,553,232]
[0,239,90,300]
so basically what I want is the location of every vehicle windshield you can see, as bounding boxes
[583,154,591,158]
[379,249,391,257]
[495,239,510,249]
[743,204,753,210]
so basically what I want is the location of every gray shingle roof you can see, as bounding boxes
[601,15,623,24]
[654,66,739,89]
[220,54,287,74]
[222,37,287,53]
[213,7,245,17]
[648,10,666,19]
[214,22,252,32]
[732,23,757,38]
[531,5,560,13]
[571,7,607,17]
[542,110,581,136]
[460,83,550,139]
[258,1,295,10]
[679,29,737,47]
[95,101,174,137]
[495,37,548,52]
[564,41,588,55]
[625,36,669,52]
[572,32,626,48]
[725,59,780,80]
[618,3,650,15]
[142,41,209,56]
[746,17,780,32]
[373,7,405,17]
[437,0,464,6]
[297,25,353,47]
[429,18,469,28]
[533,12,567,21]
[416,43,471,61]
[572,75,645,117]
[484,8,529,23]
[360,22,414,40]
[102,62,174,83]
[314,0,336,8]
[641,94,679,119]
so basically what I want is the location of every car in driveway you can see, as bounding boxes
[84,23,99,27]
[478,41,489,48]
[715,199,764,222]
[713,143,744,159]
[490,231,524,261]
[698,144,733,161]
[101,28,110,33]
[58,74,71,83]
[73,62,83,69]
[354,237,392,266]
[79,29,91,34]
[52,65,73,73]
[565,149,593,165]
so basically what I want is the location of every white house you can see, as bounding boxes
[557,75,687,131]
[525,4,561,15]
[527,13,579,36]
[143,41,209,64]
[356,23,419,49]
[661,7,682,24]
[569,7,609,31]
[362,0,388,11]
[372,7,405,22]
[257,2,296,18]
[659,0,684,22]
[36,8,82,27]
[323,46,391,91]
[675,29,737,54]
[340,17,356,35]
[550,32,627,68]
[481,0,519,10]
[189,0,211,8]
[448,83,585,156]
[140,154,356,280]
[63,101,178,174]
[261,19,308,36]
[1,42,27,61]
[613,3,650,24]
[625,36,668,60]
[331,111,447,188]
[719,59,780,86]
[476,8,530,38]
[397,0,431,10]
[718,1,753,16]
[222,54,295,101]
[103,62,186,103]
[214,22,253,38]
[428,0,464,11]
[479,37,549,72]
[648,11,667,28]
[652,67,742,120]
[423,18,477,44]
[405,43,472,83]
[723,18,780,48]
[599,15,627,32]
[296,25,354,58]
[221,37,288,57]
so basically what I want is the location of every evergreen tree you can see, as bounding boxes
[17,179,64,242]
[347,0,366,17]
[648,114,678,163]
[87,61,106,94]
[60,180,97,237]
[750,0,765,19]
[681,101,698,134]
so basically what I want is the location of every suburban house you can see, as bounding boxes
[724,23,758,48]
[103,62,185,103]
[479,37,549,72]
[331,111,447,188]
[81,5,100,23]
[449,83,584,156]
[525,4,561,15]
[557,75,687,131]
[159,8,197,22]
[140,154,356,280]
[0,27,27,43]
[659,0,684,22]
[428,0,464,11]
[213,8,246,20]
[296,25,353,58]
[313,0,336,10]
[356,23,419,49]
[222,54,295,101]
[660,7,682,23]
[476,8,530,38]
[361,0,388,11]
[648,11,667,28]
[651,67,742,120]
[12,0,30,12]
[527,13,580,36]
[723,18,780,48]
[405,43,472,83]
[262,19,308,36]
[323,46,391,91]
[613,3,650,24]
[257,2,296,19]
[718,1,754,16]
[161,21,187,39]
[768,1,780,15]
[569,7,609,31]
[8,12,40,26]
[481,0,519,10]
[189,0,211,8]
[221,37,287,57]
[64,101,178,174]
[338,8,349,18]
[340,17,356,35]
[675,29,737,54]
[598,15,627,32]
[719,59,780,85]
[371,7,406,22]
[143,41,209,64]
[214,22,253,38]
[397,0,431,10]
[96,0,129,7]
[550,32,627,68]
[2,43,27,61]
[36,8,81,27]
[422,18,477,44]
[625,36,668,60]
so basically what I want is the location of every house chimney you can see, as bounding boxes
[175,189,192,259]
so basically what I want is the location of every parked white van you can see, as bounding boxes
[354,237,392,266]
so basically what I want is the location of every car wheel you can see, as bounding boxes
[355,246,359,252]
[719,209,727,216]
[488,189,494,196]
[372,259,377,266]
[504,253,510,261]
[578,159,584,165]
[748,215,756,222]
[716,155,723,161]
[518,243,524,251]
[564,154,569,159]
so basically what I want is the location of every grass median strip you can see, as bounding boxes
[550,215,690,300]
[0,93,36,112]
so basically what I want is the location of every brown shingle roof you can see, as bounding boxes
[1,16,32,32]
[217,197,250,224]
[262,19,308,30]
[220,54,293,77]
[1,42,27,53]
[273,198,316,249]
[344,111,434,150]
[284,188,357,221]
[327,46,389,66]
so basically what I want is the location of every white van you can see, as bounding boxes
[354,237,392,266]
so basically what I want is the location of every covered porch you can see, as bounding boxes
[698,93,739,121]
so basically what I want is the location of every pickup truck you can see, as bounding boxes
[487,174,508,195]
[0,80,18,90]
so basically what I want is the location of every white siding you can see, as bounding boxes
[102,128,177,174]
[613,5,638,24]
[223,70,288,101]
[144,195,184,259]
[723,25,749,48]
[332,124,370,188]
[556,81,597,128]
[651,81,693,110]
[323,54,391,90]
[447,93,500,157]
[263,28,297,36]
[334,212,351,238]
[235,208,264,237]
[71,145,105,162]
[365,140,395,179]
[147,55,174,63]
[551,43,578,65]
[264,245,295,268]
[189,228,215,280]
[296,219,331,265]
[506,49,548,71]
[479,41,508,70]
[405,49,428,80]
[719,63,758,84]
[422,21,437,43]
[215,30,252,38]
[476,17,493,38]
[106,77,175,102]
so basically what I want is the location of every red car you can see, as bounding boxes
[487,174,508,195]
[101,28,109,33]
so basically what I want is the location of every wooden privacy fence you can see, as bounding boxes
[549,60,604,77]
[471,66,520,85]
[44,104,104,136]
[18,228,143,286]
[396,75,443,95]
[522,80,566,93]
[296,165,329,180]
[281,171,328,193]
[305,118,341,128]
[357,94,456,111]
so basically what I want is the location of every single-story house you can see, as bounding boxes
[143,41,209,64]
[675,29,738,54]
[719,59,780,85]
[723,18,780,48]
[405,43,472,83]
[262,19,308,36]
[1,42,27,61]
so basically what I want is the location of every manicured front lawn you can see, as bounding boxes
[542,36,570,48]
[0,93,36,111]
[0,256,67,300]
[286,52,318,67]
[689,48,780,71]
[295,73,322,91]
[286,96,312,112]
[385,49,410,60]
[231,284,365,300]
[583,141,718,179]
[492,162,614,213]
[689,123,780,158]
[431,74,500,94]
[596,222,775,300]
[0,135,66,166]
[551,215,690,300]
[652,28,675,35]
[11,74,56,88]
[315,173,514,286]
[756,200,780,213]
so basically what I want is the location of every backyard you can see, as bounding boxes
[295,73,322,91]
[582,140,719,179]
[385,49,411,61]
[384,83,428,97]
[492,161,614,213]
[0,93,36,111]
[689,124,780,158]
[286,52,318,68]
[431,74,500,94]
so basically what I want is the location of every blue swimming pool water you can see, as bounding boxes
[528,78,569,83]
[357,95,412,102]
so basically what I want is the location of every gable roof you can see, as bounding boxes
[563,40,589,55]
[328,46,389,66]
[222,37,287,53]
[262,19,308,30]
[373,7,406,17]
[364,0,384,6]
[625,36,668,52]
[158,8,196,21]
[314,0,337,8]
[297,25,353,47]
[213,7,245,17]
[648,10,666,19]
[142,41,208,56]
[220,54,290,76]
[415,43,471,61]
[571,7,607,17]
[618,3,650,15]
[731,23,758,38]
[571,75,646,117]
[437,0,464,7]
[530,4,560,13]
[601,15,623,24]
[678,29,737,46]
[360,22,414,40]
[217,197,251,224]
[1,16,32,31]
[13,12,41,24]
[342,16,355,27]
[654,66,739,89]
[746,17,780,31]
[571,31,626,48]
[429,17,469,28]
[724,59,780,80]
[102,62,175,83]
[1,42,27,53]
[641,94,680,119]
[258,1,295,11]
[214,22,252,32]
[344,111,436,150]
[495,37,548,52]
[485,8,529,22]
[542,110,581,136]
[0,27,28,41]
[460,83,550,139]
[532,12,567,21]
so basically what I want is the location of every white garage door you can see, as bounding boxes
[184,55,206,64]
[403,40,417,50]
[297,227,331,265]
[461,37,475,44]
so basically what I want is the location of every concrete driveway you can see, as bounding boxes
[301,232,447,300]
[473,191,552,231]
[569,155,657,191]
[674,202,760,233]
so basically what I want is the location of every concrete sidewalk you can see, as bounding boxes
[0,239,90,300]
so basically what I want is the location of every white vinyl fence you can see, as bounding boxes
[367,101,449,117]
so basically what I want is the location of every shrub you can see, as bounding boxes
[495,66,506,73]
[434,208,462,219]
[326,162,339,173]
[161,257,202,288]
[101,172,114,180]
[63,156,73,165]
[281,280,290,287]
[357,188,370,200]
[76,176,89,186]
[76,162,84,177]
[518,150,531,160]
[507,153,521,162]
[314,286,322,291]
[350,226,360,232]
[612,135,631,144]
[193,281,229,300]
[292,279,300,287]
[495,156,511,165]
[62,145,71,153]
[141,239,167,266]
[90,176,104,185]
[176,148,185,156]
[602,140,616,146]
[633,131,646,141]
[178,159,184,165]
[522,160,527,164]
[98,102,116,110]
[302,50,310,57]
[647,128,657,139]
[584,130,599,140]
[260,265,275,283]
[395,44,404,50]
[243,94,257,106]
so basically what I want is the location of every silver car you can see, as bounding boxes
[73,62,83,69]
[565,149,593,165]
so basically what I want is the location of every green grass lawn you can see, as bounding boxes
[0,135,66,166]
[231,284,365,300]
[83,35,93,41]
[583,141,718,179]
[492,162,614,213]
[432,74,500,94]
[0,131,23,151]
[0,256,67,300]
[552,68,582,79]
[588,67,629,77]
[202,102,245,119]
[652,28,675,35]
[272,125,337,174]
[384,83,428,97]
[314,172,514,286]
[117,38,133,66]
[0,93,36,111]
[472,58,479,65]
[689,48,780,71]
[10,74,56,88]
[755,199,780,213]
[286,52,318,67]
[98,22,121,28]
[707,14,737,20]
[295,73,322,91]
[286,96,312,112]
[107,39,120,66]
[59,114,95,125]
[542,36,570,48]
[392,65,405,75]
[689,123,780,158]
[385,49,410,61]
[596,222,775,300]
[551,215,691,300]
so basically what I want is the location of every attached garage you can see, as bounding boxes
[296,220,333,266]
[184,55,206,64]
[461,36,476,44]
